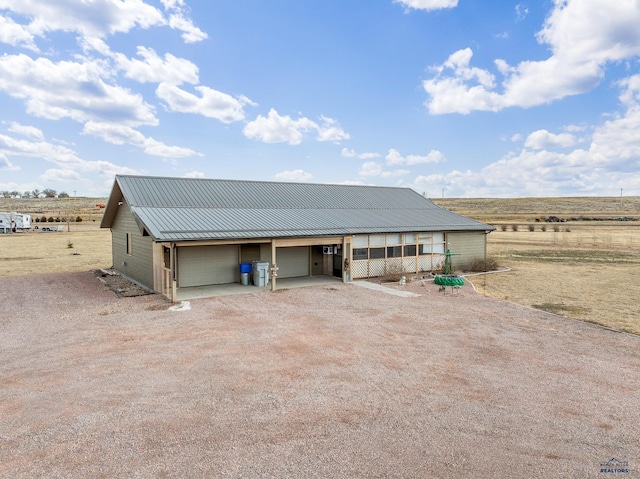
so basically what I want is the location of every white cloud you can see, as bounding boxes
[0,0,166,41]
[157,83,249,123]
[341,148,380,159]
[423,0,640,114]
[167,12,207,43]
[0,13,37,50]
[274,169,313,181]
[413,77,640,197]
[358,161,384,177]
[0,132,139,178]
[141,137,202,158]
[524,130,576,150]
[160,0,208,43]
[385,148,446,165]
[114,46,199,85]
[40,168,82,183]
[0,153,18,170]
[315,116,350,143]
[381,169,410,178]
[357,160,410,179]
[82,122,145,145]
[244,109,348,145]
[394,0,458,11]
[515,4,529,22]
[0,0,206,52]
[7,122,44,141]
[82,121,202,158]
[0,54,158,127]
[183,170,205,178]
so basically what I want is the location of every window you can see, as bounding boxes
[385,234,401,245]
[126,233,132,255]
[353,248,368,260]
[404,244,416,256]
[353,235,369,248]
[369,247,385,259]
[369,234,385,247]
[386,246,402,258]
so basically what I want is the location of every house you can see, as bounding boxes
[100,175,494,301]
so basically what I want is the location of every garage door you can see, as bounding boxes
[178,245,238,287]
[277,246,309,278]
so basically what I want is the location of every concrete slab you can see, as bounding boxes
[350,279,420,297]
[176,275,342,300]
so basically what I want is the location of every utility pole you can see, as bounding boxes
[620,188,623,209]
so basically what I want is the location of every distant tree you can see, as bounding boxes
[10,190,19,198]
[22,191,31,198]
[1,191,9,198]
[58,191,70,198]
[42,188,57,198]
[32,189,41,198]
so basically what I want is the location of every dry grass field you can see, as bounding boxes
[2,196,639,335]
[434,197,640,335]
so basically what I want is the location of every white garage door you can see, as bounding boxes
[178,245,238,287]
[277,246,309,279]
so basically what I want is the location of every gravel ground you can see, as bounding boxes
[1,272,639,478]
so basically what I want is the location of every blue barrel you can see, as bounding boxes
[239,263,252,274]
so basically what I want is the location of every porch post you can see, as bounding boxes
[271,240,277,292]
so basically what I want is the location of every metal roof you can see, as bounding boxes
[101,175,494,241]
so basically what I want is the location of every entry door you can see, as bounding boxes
[333,248,343,277]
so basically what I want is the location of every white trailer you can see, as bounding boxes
[0,212,32,233]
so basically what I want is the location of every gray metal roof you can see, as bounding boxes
[101,175,494,241]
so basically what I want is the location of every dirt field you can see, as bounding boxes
[1,272,639,478]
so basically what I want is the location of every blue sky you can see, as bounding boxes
[1,0,639,197]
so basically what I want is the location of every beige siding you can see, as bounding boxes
[111,204,154,289]
[446,231,486,270]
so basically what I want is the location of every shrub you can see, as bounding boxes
[34,217,40,223]
[380,262,407,282]
[67,240,74,249]
[76,216,83,222]
[41,215,48,223]
[469,256,500,272]
[528,224,535,232]
[511,224,519,232]
[553,225,560,232]
[540,225,547,232]
[500,224,507,232]
[47,216,54,222]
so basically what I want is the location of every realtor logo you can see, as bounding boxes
[600,458,629,474]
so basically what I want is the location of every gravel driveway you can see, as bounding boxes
[1,272,639,478]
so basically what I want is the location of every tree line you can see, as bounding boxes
[1,189,71,199]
